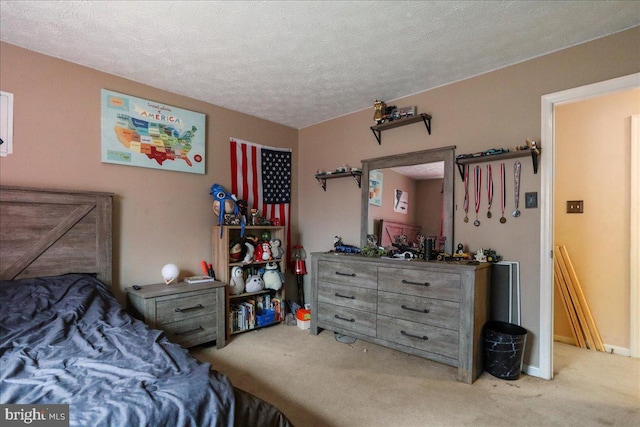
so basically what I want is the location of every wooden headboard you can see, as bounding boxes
[379,220,422,247]
[0,186,113,285]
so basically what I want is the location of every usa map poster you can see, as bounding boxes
[101,90,206,174]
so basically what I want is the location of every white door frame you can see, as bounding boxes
[540,73,640,380]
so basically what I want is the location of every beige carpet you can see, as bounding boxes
[190,324,640,427]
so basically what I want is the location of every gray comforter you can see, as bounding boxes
[0,274,291,426]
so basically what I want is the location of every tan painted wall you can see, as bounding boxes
[299,27,640,368]
[1,27,639,371]
[0,43,299,303]
[554,88,640,350]
[367,168,417,239]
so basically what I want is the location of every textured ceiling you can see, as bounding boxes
[1,1,638,129]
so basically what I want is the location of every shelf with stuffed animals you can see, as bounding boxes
[212,225,286,338]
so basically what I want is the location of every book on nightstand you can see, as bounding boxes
[184,275,216,284]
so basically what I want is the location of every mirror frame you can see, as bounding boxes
[360,146,456,254]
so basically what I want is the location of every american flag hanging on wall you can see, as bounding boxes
[230,138,291,262]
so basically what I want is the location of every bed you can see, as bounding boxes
[0,186,292,427]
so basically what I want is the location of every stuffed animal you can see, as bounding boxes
[245,274,264,293]
[243,241,255,264]
[229,266,245,295]
[255,240,272,262]
[229,240,244,262]
[262,262,283,291]
[210,183,245,237]
[270,239,283,259]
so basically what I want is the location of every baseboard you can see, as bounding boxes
[554,335,632,357]
[522,363,542,379]
[605,344,631,357]
[553,334,575,345]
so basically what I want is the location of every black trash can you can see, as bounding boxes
[483,321,528,380]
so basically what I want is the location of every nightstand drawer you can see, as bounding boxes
[160,313,218,346]
[378,267,461,301]
[156,291,217,325]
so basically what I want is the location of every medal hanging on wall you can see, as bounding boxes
[486,164,493,218]
[499,162,507,224]
[473,165,481,227]
[463,164,470,223]
[512,161,522,218]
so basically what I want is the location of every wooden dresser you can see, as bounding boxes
[126,281,226,349]
[310,253,491,383]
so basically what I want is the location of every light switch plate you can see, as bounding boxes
[525,192,537,208]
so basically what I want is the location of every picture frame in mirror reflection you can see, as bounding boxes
[369,170,383,206]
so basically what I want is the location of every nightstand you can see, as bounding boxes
[126,281,226,349]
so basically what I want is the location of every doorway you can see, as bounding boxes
[540,73,640,380]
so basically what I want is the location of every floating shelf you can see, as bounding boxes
[455,149,540,181]
[314,170,362,191]
[370,113,432,144]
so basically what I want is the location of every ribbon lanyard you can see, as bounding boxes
[500,163,507,224]
[473,165,481,226]
[513,161,522,218]
[486,165,493,218]
[463,165,470,223]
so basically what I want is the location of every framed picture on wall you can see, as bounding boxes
[369,170,383,206]
[0,91,14,157]
[101,89,206,174]
[394,189,408,214]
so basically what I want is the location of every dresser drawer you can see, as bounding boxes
[377,291,459,330]
[155,291,217,325]
[377,315,459,360]
[317,302,376,337]
[378,267,461,301]
[318,281,377,312]
[159,313,218,346]
[318,260,377,289]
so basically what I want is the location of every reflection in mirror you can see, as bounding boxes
[360,147,455,254]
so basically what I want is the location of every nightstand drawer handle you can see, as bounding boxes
[401,330,428,341]
[335,293,355,299]
[174,304,204,313]
[174,326,204,336]
[334,314,355,322]
[401,304,430,314]
[401,279,430,287]
[335,271,356,277]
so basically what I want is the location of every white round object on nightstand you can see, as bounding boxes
[161,263,179,285]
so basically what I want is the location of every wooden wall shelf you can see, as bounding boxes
[314,170,362,191]
[455,149,540,181]
[370,113,432,144]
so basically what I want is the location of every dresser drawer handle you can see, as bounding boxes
[334,314,355,322]
[174,304,204,313]
[401,279,430,287]
[335,293,355,300]
[401,330,428,341]
[335,271,356,277]
[174,326,204,336]
[401,304,430,314]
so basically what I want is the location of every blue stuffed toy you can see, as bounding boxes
[210,183,245,237]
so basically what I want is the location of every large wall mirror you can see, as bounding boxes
[360,146,456,254]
